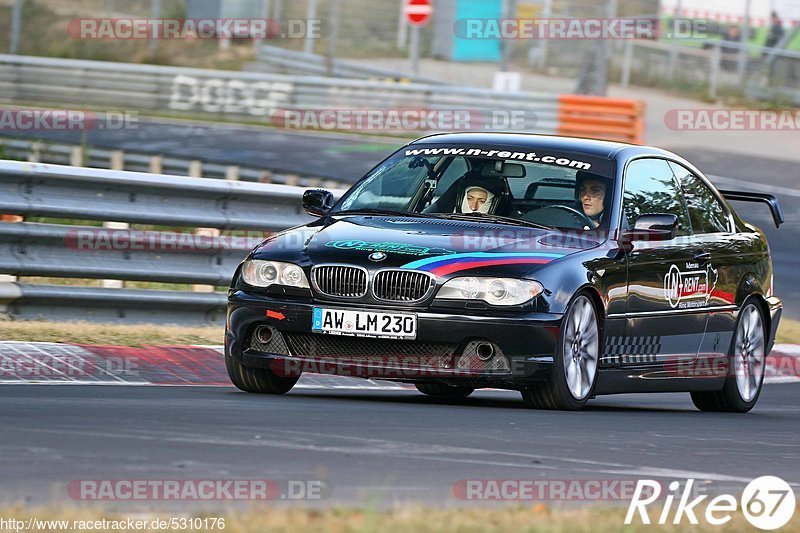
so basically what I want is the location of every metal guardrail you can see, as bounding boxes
[0,136,347,188]
[0,160,314,230]
[0,54,559,133]
[0,222,258,286]
[0,283,228,325]
[0,55,646,143]
[0,160,344,325]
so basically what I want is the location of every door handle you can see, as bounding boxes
[693,252,711,263]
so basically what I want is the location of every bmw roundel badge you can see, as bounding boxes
[369,252,387,262]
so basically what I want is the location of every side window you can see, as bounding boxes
[623,159,691,236]
[669,162,730,234]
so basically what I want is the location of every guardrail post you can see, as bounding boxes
[192,228,220,293]
[0,281,22,318]
[28,141,42,162]
[101,221,128,289]
[149,155,163,174]
[0,215,23,282]
[110,150,125,171]
[189,161,203,177]
[104,146,128,288]
[225,166,240,181]
[69,146,84,167]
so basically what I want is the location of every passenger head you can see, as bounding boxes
[461,186,493,214]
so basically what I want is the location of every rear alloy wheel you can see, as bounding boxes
[225,355,299,394]
[522,294,600,410]
[415,383,474,398]
[691,301,766,413]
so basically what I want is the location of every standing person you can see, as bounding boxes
[721,24,742,70]
[765,11,786,50]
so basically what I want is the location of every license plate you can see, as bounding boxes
[312,307,417,339]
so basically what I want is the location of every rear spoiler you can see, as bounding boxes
[718,190,784,228]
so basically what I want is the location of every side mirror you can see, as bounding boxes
[303,189,334,217]
[620,214,678,247]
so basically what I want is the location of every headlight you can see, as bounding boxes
[241,260,310,289]
[436,277,543,306]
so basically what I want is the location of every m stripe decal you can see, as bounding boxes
[401,252,564,275]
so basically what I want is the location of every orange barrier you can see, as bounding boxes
[557,95,645,145]
[0,215,22,222]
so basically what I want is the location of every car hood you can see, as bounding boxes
[253,215,602,278]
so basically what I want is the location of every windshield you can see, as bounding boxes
[333,145,616,231]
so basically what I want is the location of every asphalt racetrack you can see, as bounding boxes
[1,382,799,508]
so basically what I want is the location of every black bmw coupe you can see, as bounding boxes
[225,133,783,412]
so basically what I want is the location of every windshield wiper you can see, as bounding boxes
[430,212,554,230]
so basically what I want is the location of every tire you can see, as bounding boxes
[691,300,766,413]
[415,383,474,398]
[521,293,600,410]
[225,355,299,394]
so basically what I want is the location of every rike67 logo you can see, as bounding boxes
[626,477,796,530]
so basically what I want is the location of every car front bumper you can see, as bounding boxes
[226,291,563,388]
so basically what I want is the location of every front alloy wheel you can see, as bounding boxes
[522,294,600,410]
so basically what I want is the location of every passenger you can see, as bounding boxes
[458,186,494,214]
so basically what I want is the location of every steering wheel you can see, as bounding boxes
[522,205,595,229]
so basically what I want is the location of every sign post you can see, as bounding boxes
[404,0,433,78]
[10,0,22,55]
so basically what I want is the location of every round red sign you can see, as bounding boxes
[404,0,433,27]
